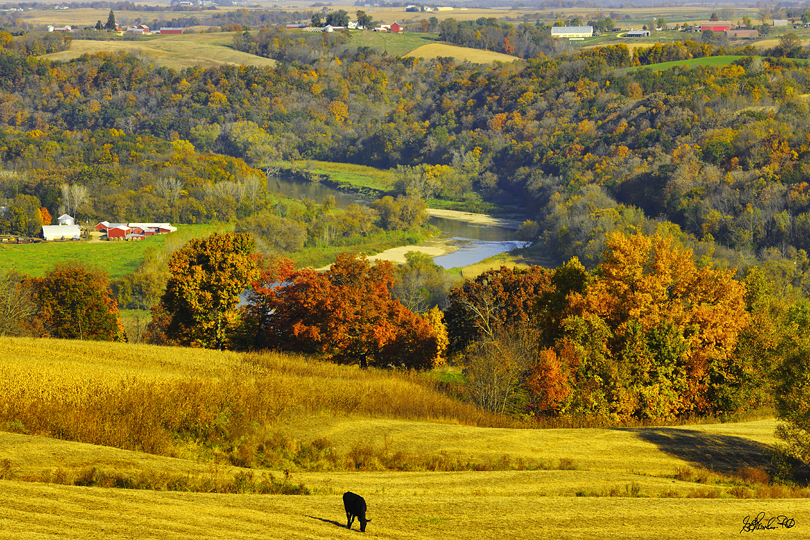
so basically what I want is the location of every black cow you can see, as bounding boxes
[343,491,371,532]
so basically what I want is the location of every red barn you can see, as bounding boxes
[700,21,732,32]
[107,225,131,239]
[390,22,404,33]
[160,27,183,34]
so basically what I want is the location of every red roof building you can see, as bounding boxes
[700,22,732,32]
[107,225,131,239]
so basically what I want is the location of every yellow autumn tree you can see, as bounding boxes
[534,232,749,421]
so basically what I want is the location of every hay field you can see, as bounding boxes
[1,420,807,540]
[0,337,807,539]
[406,43,518,63]
[42,33,277,70]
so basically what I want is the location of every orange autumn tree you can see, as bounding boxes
[254,253,440,369]
[528,232,749,421]
[40,207,51,225]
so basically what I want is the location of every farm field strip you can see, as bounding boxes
[1,479,807,540]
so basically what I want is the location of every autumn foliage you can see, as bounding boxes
[527,232,750,421]
[156,232,258,350]
[26,262,124,342]
[249,253,441,369]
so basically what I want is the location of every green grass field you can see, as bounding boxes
[349,31,437,56]
[0,337,808,539]
[0,223,231,280]
[0,235,166,279]
[625,55,746,73]
[301,160,396,194]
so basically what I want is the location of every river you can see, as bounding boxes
[267,177,527,269]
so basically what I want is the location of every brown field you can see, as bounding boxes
[41,33,277,70]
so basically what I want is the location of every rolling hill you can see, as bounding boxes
[0,337,804,539]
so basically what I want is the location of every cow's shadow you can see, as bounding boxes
[306,515,346,529]
[618,427,771,473]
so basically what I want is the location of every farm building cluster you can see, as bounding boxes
[94,221,178,240]
[47,24,184,34]
[551,20,768,40]
[38,215,177,242]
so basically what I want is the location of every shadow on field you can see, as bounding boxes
[624,428,771,473]
[306,515,347,529]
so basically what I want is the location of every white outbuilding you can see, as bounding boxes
[550,26,594,38]
[42,225,81,241]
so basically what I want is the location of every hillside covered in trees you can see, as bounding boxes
[3,20,810,478]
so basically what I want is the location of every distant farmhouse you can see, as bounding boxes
[94,221,177,241]
[125,24,150,34]
[375,22,404,33]
[550,26,593,39]
[626,30,650,37]
[47,25,71,32]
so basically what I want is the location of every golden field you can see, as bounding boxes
[41,33,277,71]
[0,336,808,539]
[405,43,517,63]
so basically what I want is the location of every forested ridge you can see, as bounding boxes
[3,27,810,468]
[1,30,810,272]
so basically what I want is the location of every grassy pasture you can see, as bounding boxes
[1,337,808,538]
[349,31,437,57]
[623,55,745,73]
[0,234,166,279]
[0,223,230,279]
[41,32,277,70]
[294,160,396,194]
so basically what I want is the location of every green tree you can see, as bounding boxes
[28,262,124,341]
[325,10,349,27]
[773,301,810,473]
[392,250,460,313]
[356,10,373,29]
[3,194,42,237]
[105,10,116,31]
[156,232,258,350]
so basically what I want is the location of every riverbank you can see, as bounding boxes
[426,208,523,229]
[366,237,461,265]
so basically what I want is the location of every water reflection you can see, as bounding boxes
[433,240,530,269]
[268,176,523,266]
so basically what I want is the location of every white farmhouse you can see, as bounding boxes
[57,214,75,226]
